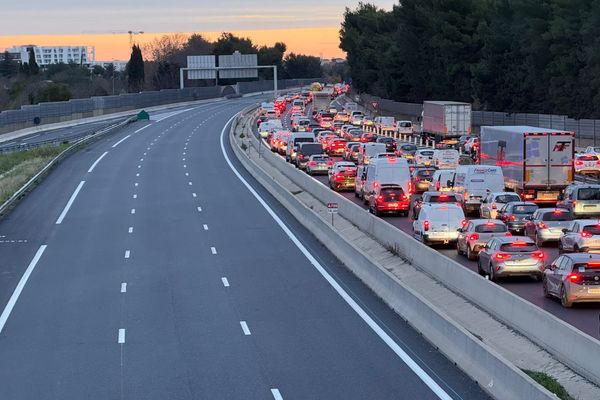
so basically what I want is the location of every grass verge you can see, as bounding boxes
[0,144,70,204]
[523,370,575,400]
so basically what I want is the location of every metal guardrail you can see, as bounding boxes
[0,116,136,220]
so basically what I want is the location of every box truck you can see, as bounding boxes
[479,126,574,204]
[421,101,471,142]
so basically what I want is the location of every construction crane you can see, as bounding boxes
[82,30,144,46]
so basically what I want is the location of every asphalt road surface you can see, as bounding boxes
[0,97,488,399]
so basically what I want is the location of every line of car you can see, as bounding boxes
[256,93,600,309]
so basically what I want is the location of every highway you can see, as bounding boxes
[271,101,600,339]
[0,97,488,399]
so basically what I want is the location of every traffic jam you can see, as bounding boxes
[255,84,600,309]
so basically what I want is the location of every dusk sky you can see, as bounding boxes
[0,1,396,60]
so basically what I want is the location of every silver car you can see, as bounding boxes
[305,155,332,175]
[558,220,600,253]
[480,192,521,219]
[524,208,574,247]
[557,184,600,218]
[477,237,545,281]
[542,253,600,307]
[456,219,510,260]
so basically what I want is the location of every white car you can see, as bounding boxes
[413,149,435,166]
[413,203,465,245]
[480,192,522,219]
[574,153,600,177]
[584,146,600,155]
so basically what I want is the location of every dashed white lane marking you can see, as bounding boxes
[140,158,144,162]
[188,182,193,186]
[219,114,453,400]
[221,277,229,287]
[131,209,136,214]
[118,329,126,344]
[136,173,140,177]
[210,247,217,255]
[240,321,251,336]
[184,165,187,168]
[112,135,131,148]
[88,151,108,173]
[143,152,147,156]
[124,250,130,259]
[135,124,151,133]
[56,181,85,224]
[185,172,189,176]
[0,245,47,334]
[197,206,202,212]
[121,283,127,293]
[271,389,284,400]
[133,194,137,199]
[192,193,197,197]
[128,227,133,233]
[137,165,141,169]
[203,224,208,230]
[183,158,186,161]
[135,183,139,187]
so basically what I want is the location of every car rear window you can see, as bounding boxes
[381,188,406,201]
[578,155,598,161]
[495,194,521,203]
[577,188,600,200]
[573,263,600,272]
[398,122,412,128]
[351,145,360,151]
[416,169,435,178]
[583,225,600,235]
[541,211,572,221]
[313,156,329,161]
[419,150,434,156]
[401,145,417,151]
[475,224,507,233]
[378,137,394,143]
[512,205,538,214]
[500,242,537,252]
[428,195,458,202]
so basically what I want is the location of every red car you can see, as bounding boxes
[327,138,348,156]
[368,184,410,216]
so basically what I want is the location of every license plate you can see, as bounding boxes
[388,203,398,207]
[588,288,600,294]
[538,191,559,200]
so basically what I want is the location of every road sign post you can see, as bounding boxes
[327,202,338,226]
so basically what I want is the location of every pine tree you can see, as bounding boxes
[126,45,145,92]
[28,47,39,75]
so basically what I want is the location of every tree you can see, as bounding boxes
[258,42,286,79]
[27,47,39,75]
[0,51,18,77]
[126,45,145,92]
[212,33,257,57]
[283,53,322,78]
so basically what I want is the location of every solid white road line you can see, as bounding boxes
[219,116,453,400]
[121,283,127,293]
[271,389,284,400]
[240,321,251,335]
[210,247,217,254]
[0,245,47,334]
[88,151,108,173]
[125,250,130,259]
[55,181,85,224]
[112,135,131,148]
[134,124,151,133]
[203,224,208,230]
[221,277,230,287]
[128,227,133,233]
[118,329,126,343]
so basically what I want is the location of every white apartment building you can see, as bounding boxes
[6,45,96,67]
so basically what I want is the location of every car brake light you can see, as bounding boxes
[568,274,582,283]
[596,160,600,166]
[505,232,512,236]
[299,154,304,160]
[435,181,441,191]
[408,181,414,194]
[464,192,469,199]
[510,215,516,221]
[495,253,511,260]
[424,220,430,231]
[400,194,408,201]
[377,195,384,202]
[461,219,468,227]
[581,231,593,238]
[575,160,583,166]
[485,221,495,226]
[308,161,317,166]
[334,174,344,181]
[492,203,497,209]
[326,161,333,166]
[531,251,544,260]
[512,242,528,246]
[469,233,479,241]
[439,194,448,200]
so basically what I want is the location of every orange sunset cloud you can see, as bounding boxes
[0,27,345,62]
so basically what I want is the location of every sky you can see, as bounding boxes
[0,0,396,60]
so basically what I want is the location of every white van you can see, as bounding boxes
[363,157,411,203]
[452,166,505,215]
[286,132,315,162]
[358,142,387,165]
[433,149,459,169]
[259,120,283,139]
[428,170,455,192]
[396,120,413,135]
[413,203,465,245]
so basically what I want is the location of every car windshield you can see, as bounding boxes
[512,205,537,214]
[495,194,520,203]
[500,242,537,252]
[401,145,417,151]
[541,211,572,221]
[582,225,600,235]
[380,188,405,201]
[475,224,507,233]
[577,188,600,200]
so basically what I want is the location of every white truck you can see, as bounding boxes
[313,90,333,113]
[479,126,574,204]
[421,101,471,142]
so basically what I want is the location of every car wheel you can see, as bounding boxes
[542,278,552,298]
[489,264,497,282]
[477,260,484,275]
[558,242,564,254]
[456,241,464,255]
[467,246,476,261]
[574,245,580,253]
[374,207,381,217]
[560,286,572,308]
[354,191,359,198]
[535,233,544,248]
